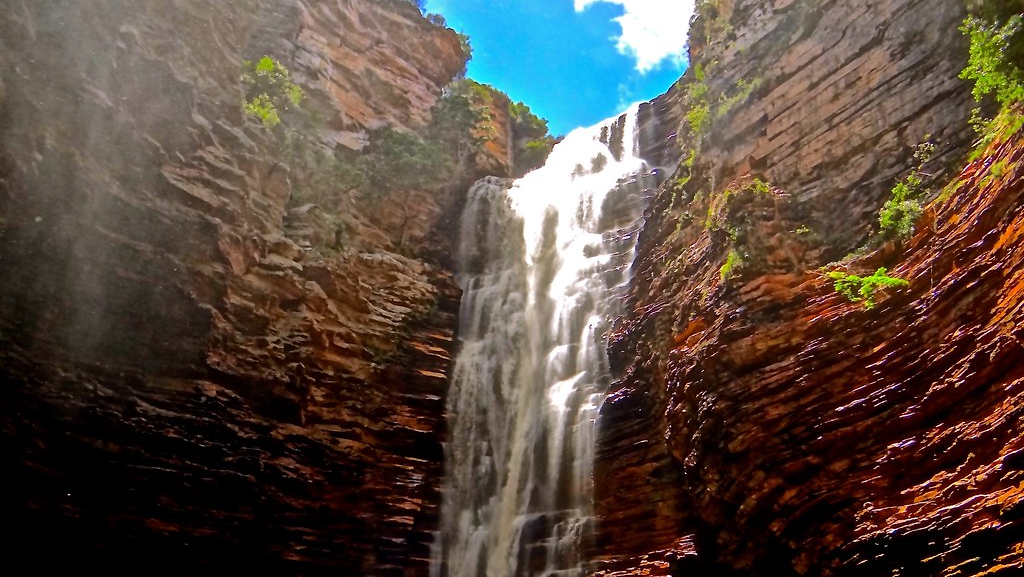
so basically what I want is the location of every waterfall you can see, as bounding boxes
[432,104,658,577]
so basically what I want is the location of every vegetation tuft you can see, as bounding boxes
[241,56,304,129]
[878,140,935,239]
[827,267,909,309]
[959,6,1024,157]
[719,249,743,281]
[960,13,1024,107]
[510,101,557,176]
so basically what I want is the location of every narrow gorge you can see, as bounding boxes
[1,1,1022,576]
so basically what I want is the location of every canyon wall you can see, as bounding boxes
[0,0,467,573]
[596,0,1024,576]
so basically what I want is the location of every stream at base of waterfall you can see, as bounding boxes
[432,104,661,577]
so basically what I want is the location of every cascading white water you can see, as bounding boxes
[432,105,658,577]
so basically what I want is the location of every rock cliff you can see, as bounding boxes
[595,0,1024,576]
[0,0,467,573]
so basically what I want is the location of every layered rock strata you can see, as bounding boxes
[0,0,465,573]
[594,0,1022,575]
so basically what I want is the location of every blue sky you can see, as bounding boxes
[423,0,696,136]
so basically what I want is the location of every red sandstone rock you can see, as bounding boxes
[0,0,465,573]
[594,1,1024,575]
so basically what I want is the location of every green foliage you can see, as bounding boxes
[686,101,711,139]
[960,15,1024,107]
[509,100,555,175]
[707,178,774,229]
[683,65,758,143]
[749,177,772,195]
[879,184,924,238]
[696,0,732,44]
[683,147,697,170]
[244,94,281,128]
[960,12,1024,158]
[285,138,368,203]
[878,140,935,238]
[289,122,452,204]
[429,79,493,169]
[696,0,718,17]
[991,158,1010,178]
[715,78,759,120]
[827,267,909,309]
[241,56,304,129]
[685,65,712,138]
[517,140,553,175]
[720,249,743,281]
[981,158,1011,188]
[365,127,451,193]
[510,101,549,140]
[429,80,555,178]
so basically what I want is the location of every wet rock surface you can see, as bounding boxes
[0,0,464,573]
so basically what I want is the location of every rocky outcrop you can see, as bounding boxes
[594,0,1024,575]
[0,0,465,573]
[637,85,686,171]
[290,0,467,148]
[475,89,514,178]
[636,0,975,253]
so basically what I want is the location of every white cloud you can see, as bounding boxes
[575,0,696,73]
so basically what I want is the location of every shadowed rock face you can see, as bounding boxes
[0,0,466,573]
[595,1,1024,576]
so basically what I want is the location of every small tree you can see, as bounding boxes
[365,127,451,193]
[878,140,935,238]
[509,101,555,176]
[429,80,493,171]
[241,56,304,129]
[361,127,453,249]
[960,14,1024,108]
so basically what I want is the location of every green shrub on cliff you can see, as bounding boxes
[365,127,451,193]
[827,268,909,309]
[960,14,1024,108]
[516,139,554,175]
[428,79,555,178]
[241,56,304,129]
[510,101,556,176]
[685,64,712,139]
[429,79,493,166]
[960,11,1024,154]
[288,144,369,205]
[719,249,743,281]
[878,140,935,239]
